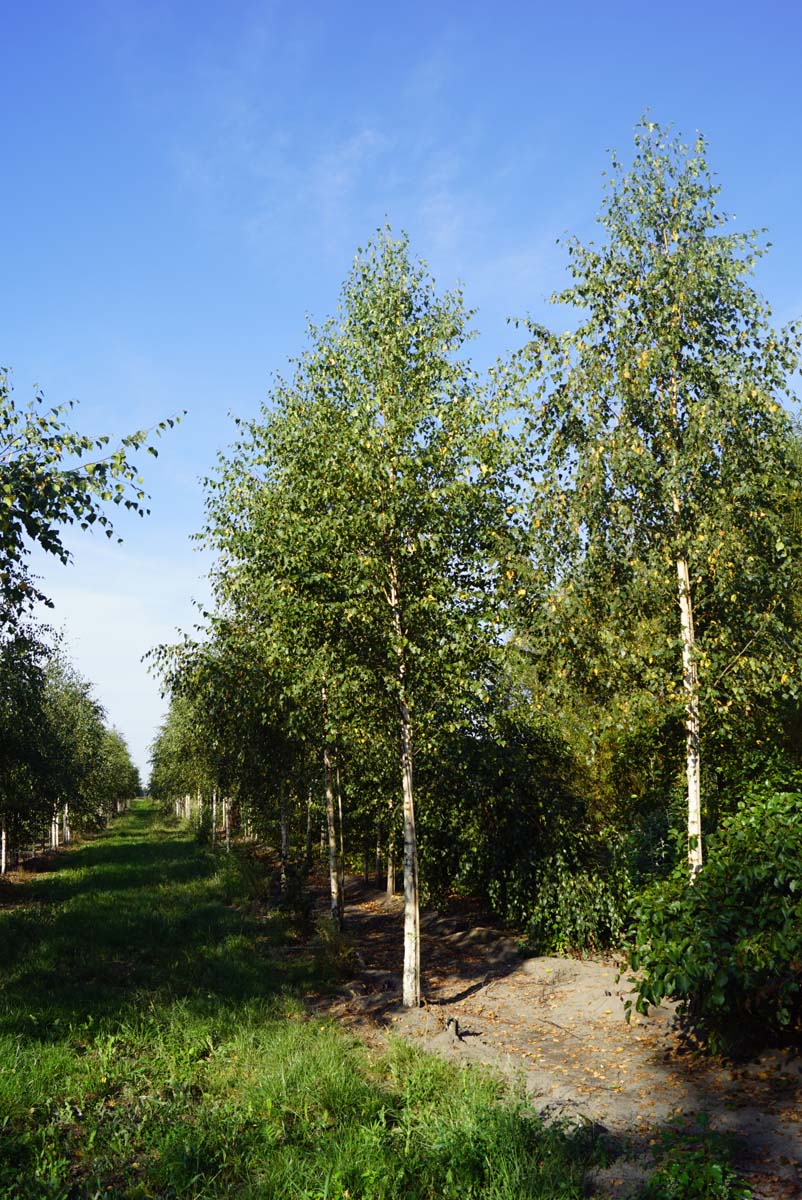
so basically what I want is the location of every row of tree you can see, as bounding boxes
[151,121,802,1007]
[0,628,141,872]
[0,356,175,868]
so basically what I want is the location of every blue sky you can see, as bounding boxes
[3,0,801,776]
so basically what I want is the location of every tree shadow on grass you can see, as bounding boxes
[0,804,319,1041]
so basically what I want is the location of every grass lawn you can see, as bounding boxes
[0,801,598,1199]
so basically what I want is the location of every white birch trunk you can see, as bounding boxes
[1,822,6,876]
[305,787,313,867]
[400,696,421,1008]
[677,555,703,877]
[335,764,345,914]
[212,790,217,848]
[389,560,421,1008]
[62,803,70,845]
[386,818,395,896]
[323,744,342,927]
[224,797,231,853]
[279,781,289,892]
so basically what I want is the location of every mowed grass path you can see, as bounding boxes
[0,802,594,1199]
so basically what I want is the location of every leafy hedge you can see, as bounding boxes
[624,791,802,1052]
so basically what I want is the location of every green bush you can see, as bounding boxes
[417,713,635,952]
[624,791,802,1052]
[524,852,632,955]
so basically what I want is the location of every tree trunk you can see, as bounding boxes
[212,790,217,848]
[1,822,6,876]
[400,696,421,1007]
[386,814,395,895]
[375,824,383,887]
[62,802,70,845]
[335,764,345,916]
[389,559,421,1008]
[224,797,231,853]
[279,780,289,892]
[677,555,703,877]
[323,744,342,927]
[305,787,313,868]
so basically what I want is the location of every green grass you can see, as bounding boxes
[0,802,599,1198]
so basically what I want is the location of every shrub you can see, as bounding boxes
[524,852,632,955]
[624,791,802,1052]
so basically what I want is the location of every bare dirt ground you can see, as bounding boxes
[309,877,802,1199]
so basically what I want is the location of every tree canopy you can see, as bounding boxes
[516,119,802,871]
[0,368,178,624]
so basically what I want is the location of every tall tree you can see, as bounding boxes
[519,120,801,873]
[204,230,514,1004]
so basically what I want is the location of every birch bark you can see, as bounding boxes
[386,809,395,896]
[305,787,313,867]
[389,560,421,1008]
[279,780,289,892]
[399,695,421,1007]
[323,744,342,927]
[335,765,345,916]
[677,555,703,875]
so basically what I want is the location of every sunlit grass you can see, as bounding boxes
[0,801,597,1198]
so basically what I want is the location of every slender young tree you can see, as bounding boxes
[520,120,801,874]
[204,230,514,1005]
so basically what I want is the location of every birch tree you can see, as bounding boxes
[520,120,801,874]
[205,230,514,1005]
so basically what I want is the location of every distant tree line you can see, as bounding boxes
[0,631,141,872]
[0,362,173,871]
